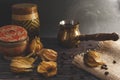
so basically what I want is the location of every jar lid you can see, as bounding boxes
[0,25,28,42]
[12,3,38,15]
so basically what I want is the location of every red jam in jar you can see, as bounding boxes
[0,25,28,60]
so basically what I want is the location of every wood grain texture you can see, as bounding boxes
[0,38,100,80]
[73,40,120,80]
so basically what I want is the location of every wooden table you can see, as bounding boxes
[0,38,100,80]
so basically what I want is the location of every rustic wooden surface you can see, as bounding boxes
[0,38,100,80]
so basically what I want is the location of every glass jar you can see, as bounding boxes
[0,25,28,60]
[57,20,81,48]
[12,3,40,41]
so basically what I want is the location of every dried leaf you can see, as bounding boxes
[84,50,104,67]
[30,36,43,53]
[37,61,57,77]
[10,54,36,73]
[38,48,57,61]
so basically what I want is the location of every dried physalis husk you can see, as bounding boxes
[30,36,43,53]
[38,48,57,61]
[10,54,36,73]
[84,50,104,67]
[37,61,57,77]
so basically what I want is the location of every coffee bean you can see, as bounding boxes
[113,60,116,64]
[75,44,79,48]
[104,71,109,76]
[88,44,92,47]
[101,64,108,70]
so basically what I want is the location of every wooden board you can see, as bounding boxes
[73,40,120,80]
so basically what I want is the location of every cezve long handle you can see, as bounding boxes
[76,32,119,41]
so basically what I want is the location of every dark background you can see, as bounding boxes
[0,0,120,37]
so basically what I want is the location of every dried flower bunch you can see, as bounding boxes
[10,36,58,77]
[37,48,58,77]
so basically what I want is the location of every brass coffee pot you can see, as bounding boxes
[57,20,119,48]
[57,20,81,48]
